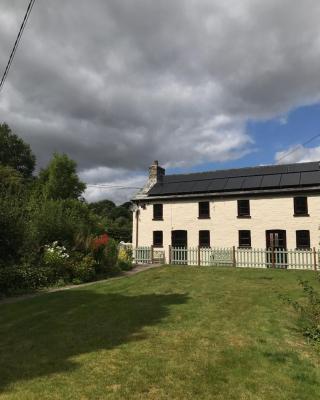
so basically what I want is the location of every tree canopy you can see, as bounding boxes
[0,123,36,178]
[39,153,86,200]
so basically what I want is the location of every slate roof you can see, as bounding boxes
[147,161,320,197]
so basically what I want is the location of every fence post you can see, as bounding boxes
[198,246,201,266]
[272,246,275,268]
[232,246,236,267]
[168,245,172,265]
[151,245,154,264]
[313,247,317,271]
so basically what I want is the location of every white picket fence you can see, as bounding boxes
[133,246,319,270]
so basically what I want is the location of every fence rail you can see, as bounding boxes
[133,246,319,270]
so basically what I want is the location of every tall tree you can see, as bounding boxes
[0,123,36,178]
[39,153,86,200]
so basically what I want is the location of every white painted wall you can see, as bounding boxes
[132,194,320,263]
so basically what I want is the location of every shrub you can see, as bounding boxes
[27,198,102,252]
[281,274,320,342]
[43,241,70,279]
[94,238,120,275]
[0,264,54,296]
[67,254,96,284]
[0,192,27,266]
[118,246,133,271]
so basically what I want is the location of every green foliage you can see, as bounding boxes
[39,153,86,200]
[0,123,123,295]
[0,264,54,296]
[27,198,101,251]
[67,254,96,284]
[94,238,120,275]
[0,191,27,266]
[118,246,133,271]
[281,274,320,341]
[89,200,132,242]
[43,242,70,279]
[0,165,24,192]
[89,199,116,216]
[0,123,35,178]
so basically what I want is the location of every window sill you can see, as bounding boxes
[152,218,163,221]
[238,246,252,249]
[293,214,310,217]
[237,215,251,219]
[295,247,311,250]
[153,245,163,248]
[198,216,210,219]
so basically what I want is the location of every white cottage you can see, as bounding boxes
[131,161,320,264]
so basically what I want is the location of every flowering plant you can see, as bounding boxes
[91,233,109,250]
[43,241,69,271]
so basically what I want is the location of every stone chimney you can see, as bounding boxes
[133,161,165,199]
[148,160,165,185]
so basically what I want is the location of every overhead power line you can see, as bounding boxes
[276,133,320,164]
[0,0,36,93]
[87,184,141,190]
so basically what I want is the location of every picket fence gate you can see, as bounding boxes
[133,246,319,270]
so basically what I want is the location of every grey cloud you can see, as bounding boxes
[1,0,320,202]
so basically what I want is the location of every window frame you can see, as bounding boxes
[296,230,310,250]
[237,199,251,218]
[238,230,251,248]
[153,231,163,247]
[153,203,163,220]
[198,201,210,219]
[199,230,210,248]
[293,196,309,216]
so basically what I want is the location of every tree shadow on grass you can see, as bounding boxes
[0,290,188,392]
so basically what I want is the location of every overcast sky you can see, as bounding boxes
[1,0,320,203]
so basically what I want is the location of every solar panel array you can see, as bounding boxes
[148,161,320,196]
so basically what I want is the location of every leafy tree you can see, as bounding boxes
[89,199,132,242]
[0,165,24,193]
[0,123,36,178]
[88,199,116,216]
[39,153,86,200]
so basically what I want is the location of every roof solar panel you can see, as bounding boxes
[260,174,282,188]
[192,180,212,192]
[147,161,320,196]
[242,175,263,189]
[175,181,196,193]
[300,171,320,185]
[207,178,227,192]
[288,162,319,173]
[148,183,163,195]
[224,177,245,190]
[280,173,301,187]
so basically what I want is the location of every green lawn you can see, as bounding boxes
[0,267,320,400]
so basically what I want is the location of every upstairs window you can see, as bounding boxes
[199,230,210,247]
[239,230,251,248]
[294,197,308,216]
[153,204,163,220]
[296,230,310,249]
[198,201,210,219]
[153,231,163,247]
[237,199,250,217]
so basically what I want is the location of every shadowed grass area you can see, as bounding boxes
[0,266,319,399]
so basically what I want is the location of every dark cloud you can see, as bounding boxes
[1,0,320,201]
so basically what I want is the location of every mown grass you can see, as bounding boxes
[0,266,320,400]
